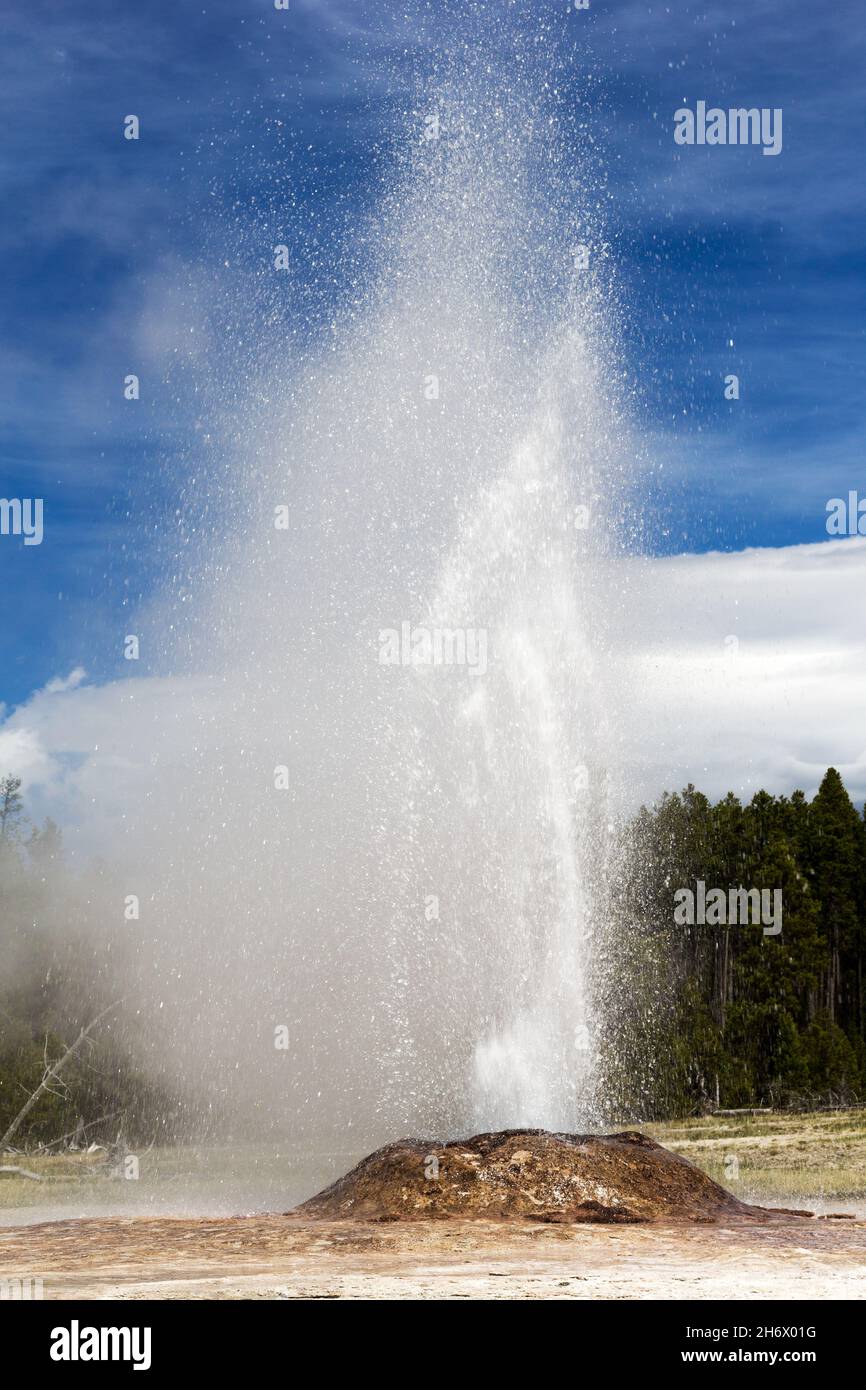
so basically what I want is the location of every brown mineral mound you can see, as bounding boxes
[295,1129,813,1224]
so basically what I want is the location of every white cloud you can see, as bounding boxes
[0,538,863,857]
[614,536,866,808]
[0,724,54,788]
[43,666,87,695]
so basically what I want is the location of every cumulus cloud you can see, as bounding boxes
[616,536,866,808]
[0,538,863,856]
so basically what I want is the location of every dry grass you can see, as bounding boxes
[643,1109,866,1204]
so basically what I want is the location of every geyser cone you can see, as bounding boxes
[295,1129,812,1224]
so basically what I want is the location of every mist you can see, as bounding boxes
[35,63,634,1152]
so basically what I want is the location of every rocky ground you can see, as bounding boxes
[2,1208,865,1299]
[2,1121,865,1299]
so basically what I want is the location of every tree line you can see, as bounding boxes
[599,768,866,1117]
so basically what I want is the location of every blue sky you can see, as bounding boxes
[1,0,864,709]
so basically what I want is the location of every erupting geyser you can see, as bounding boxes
[116,62,635,1153]
[381,391,620,1135]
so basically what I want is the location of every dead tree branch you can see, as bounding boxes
[0,1001,122,1152]
[38,1109,126,1153]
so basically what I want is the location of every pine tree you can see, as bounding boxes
[0,775,24,842]
[807,769,863,1041]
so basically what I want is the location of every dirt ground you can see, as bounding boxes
[1,1210,865,1300]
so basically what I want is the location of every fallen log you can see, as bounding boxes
[0,1165,43,1181]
